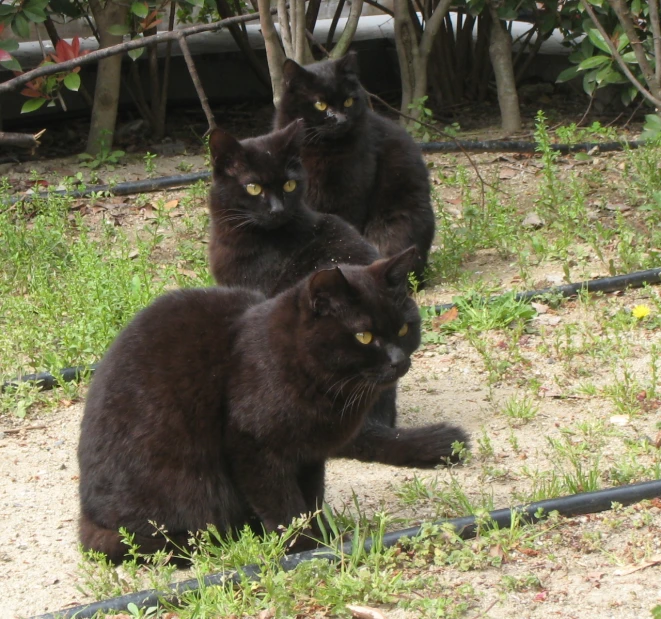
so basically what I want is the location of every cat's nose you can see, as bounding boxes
[386,345,410,377]
[327,110,347,124]
[269,196,284,214]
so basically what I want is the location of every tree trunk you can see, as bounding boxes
[486,1,521,134]
[86,0,129,154]
[394,0,421,122]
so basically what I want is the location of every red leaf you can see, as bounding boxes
[0,49,11,62]
[533,590,548,602]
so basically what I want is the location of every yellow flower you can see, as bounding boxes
[632,304,651,319]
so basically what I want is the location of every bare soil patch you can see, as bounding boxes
[2,141,661,619]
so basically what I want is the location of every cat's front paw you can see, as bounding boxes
[392,423,471,468]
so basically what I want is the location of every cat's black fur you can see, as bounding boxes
[78,252,419,562]
[207,121,469,468]
[274,52,435,283]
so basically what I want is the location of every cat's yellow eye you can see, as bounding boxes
[245,183,262,196]
[398,324,409,337]
[283,179,297,193]
[314,101,328,111]
[355,331,373,345]
[343,97,354,108]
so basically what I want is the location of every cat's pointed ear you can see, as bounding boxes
[208,127,245,172]
[277,119,305,153]
[308,266,355,316]
[336,51,359,76]
[370,247,417,292]
[282,58,309,87]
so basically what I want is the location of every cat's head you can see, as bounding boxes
[208,121,307,229]
[298,247,421,388]
[278,52,367,141]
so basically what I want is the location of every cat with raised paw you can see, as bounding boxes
[274,51,435,285]
[207,121,469,469]
[78,250,419,562]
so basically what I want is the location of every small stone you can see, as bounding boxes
[522,212,544,229]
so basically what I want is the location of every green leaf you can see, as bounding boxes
[130,1,148,17]
[0,39,19,52]
[577,55,610,70]
[128,46,144,61]
[0,4,16,16]
[0,56,22,71]
[22,6,47,22]
[556,65,580,83]
[183,0,204,7]
[63,72,81,91]
[641,114,661,142]
[21,97,47,113]
[621,51,637,64]
[602,69,628,84]
[107,23,130,36]
[12,12,31,38]
[616,32,629,52]
[582,69,599,96]
[586,27,612,54]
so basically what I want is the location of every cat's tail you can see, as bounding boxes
[335,420,470,468]
[79,514,191,564]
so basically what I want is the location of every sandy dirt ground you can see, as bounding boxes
[2,148,661,619]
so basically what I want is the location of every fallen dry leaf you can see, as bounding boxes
[432,306,459,328]
[531,301,549,314]
[177,268,198,279]
[533,590,548,602]
[347,604,387,619]
[257,609,275,619]
[163,199,179,210]
[614,555,661,576]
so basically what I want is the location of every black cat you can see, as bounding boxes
[207,121,469,468]
[78,251,420,562]
[274,52,435,284]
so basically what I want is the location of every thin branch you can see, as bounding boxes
[327,0,346,49]
[0,10,271,95]
[649,0,661,85]
[156,0,177,135]
[258,0,286,105]
[278,0,294,57]
[608,0,660,95]
[330,0,364,59]
[0,130,45,149]
[177,33,216,133]
[293,0,308,63]
[578,0,661,108]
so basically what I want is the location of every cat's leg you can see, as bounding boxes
[231,448,318,551]
[297,462,326,512]
[334,418,470,468]
[79,514,191,565]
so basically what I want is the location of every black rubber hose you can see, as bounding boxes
[1,364,98,393]
[4,267,661,393]
[5,171,211,206]
[419,139,643,154]
[31,479,661,619]
[4,139,644,206]
[433,266,661,313]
